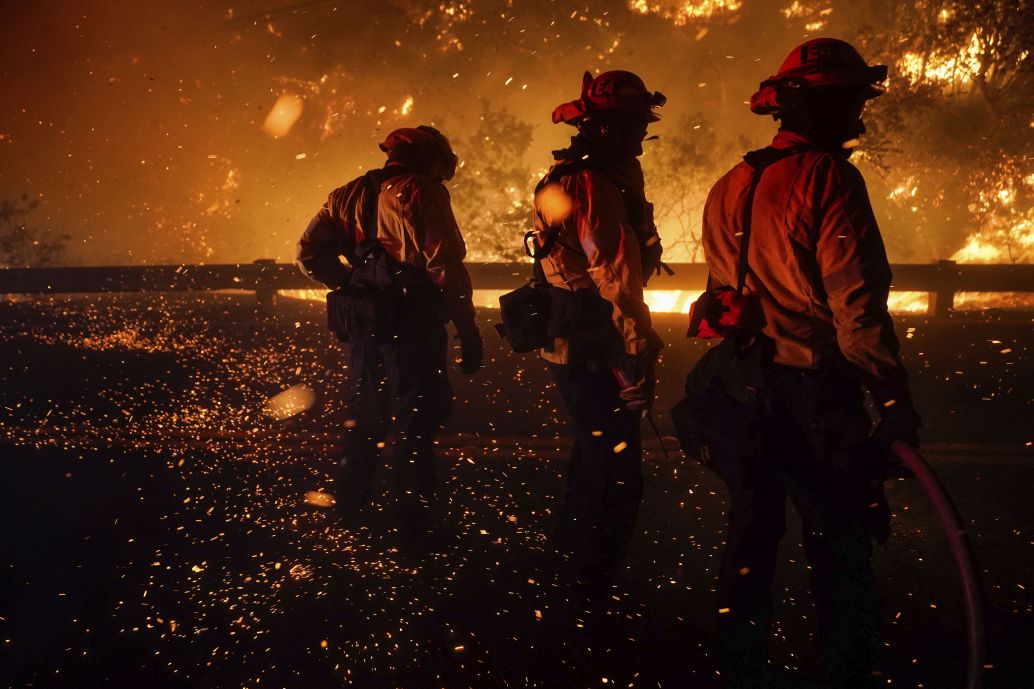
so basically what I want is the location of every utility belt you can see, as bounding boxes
[497,281,623,366]
[546,286,624,365]
[327,279,443,344]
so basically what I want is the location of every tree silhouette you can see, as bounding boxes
[0,195,69,268]
[855,0,1034,262]
[450,101,537,262]
[642,114,730,263]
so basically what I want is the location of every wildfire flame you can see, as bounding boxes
[898,33,984,87]
[628,0,742,25]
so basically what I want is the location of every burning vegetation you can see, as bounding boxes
[0,0,1031,278]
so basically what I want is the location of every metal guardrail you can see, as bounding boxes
[1,259,1033,317]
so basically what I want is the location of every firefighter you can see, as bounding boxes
[698,39,921,687]
[533,70,666,594]
[297,125,483,552]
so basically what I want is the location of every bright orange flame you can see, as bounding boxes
[629,0,742,24]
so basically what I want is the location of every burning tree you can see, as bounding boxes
[642,114,731,262]
[450,102,538,262]
[853,0,1034,263]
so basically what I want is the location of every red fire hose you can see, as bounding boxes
[890,441,986,689]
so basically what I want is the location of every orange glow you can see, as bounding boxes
[629,0,742,24]
[536,184,574,227]
[263,383,317,420]
[262,94,304,138]
[285,287,1034,315]
[303,491,336,508]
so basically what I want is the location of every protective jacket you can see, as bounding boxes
[701,129,909,406]
[297,165,477,337]
[532,157,654,364]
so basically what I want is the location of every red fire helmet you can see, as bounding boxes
[750,38,888,116]
[552,70,666,125]
[379,125,458,180]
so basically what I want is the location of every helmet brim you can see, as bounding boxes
[552,100,589,125]
[552,99,662,125]
[749,67,887,116]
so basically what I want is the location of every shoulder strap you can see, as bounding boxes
[360,172,382,242]
[358,167,411,243]
[526,159,589,263]
[736,146,809,292]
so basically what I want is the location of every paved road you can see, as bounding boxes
[0,294,1031,688]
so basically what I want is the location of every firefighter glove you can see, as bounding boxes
[873,403,921,449]
[618,370,655,413]
[617,333,662,413]
[871,404,921,479]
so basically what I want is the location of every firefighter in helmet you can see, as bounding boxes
[698,39,920,687]
[297,125,483,553]
[532,70,666,595]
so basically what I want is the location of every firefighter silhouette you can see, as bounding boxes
[531,70,667,595]
[297,126,483,553]
[693,39,921,688]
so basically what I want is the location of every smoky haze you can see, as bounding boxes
[1,0,1030,267]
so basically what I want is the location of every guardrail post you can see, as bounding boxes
[253,259,277,312]
[928,259,957,318]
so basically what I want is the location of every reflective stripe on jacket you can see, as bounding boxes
[701,130,909,404]
[296,166,477,336]
[533,163,654,364]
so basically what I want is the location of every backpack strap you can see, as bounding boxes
[356,166,412,244]
[736,146,809,292]
[530,161,591,258]
[359,172,381,243]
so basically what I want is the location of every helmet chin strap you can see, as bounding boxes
[574,115,646,159]
[778,101,865,155]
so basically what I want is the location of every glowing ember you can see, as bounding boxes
[264,384,317,420]
[262,94,305,138]
[304,491,336,508]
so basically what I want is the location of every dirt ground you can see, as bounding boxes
[0,294,1031,688]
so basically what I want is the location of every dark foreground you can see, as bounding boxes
[1,294,1032,689]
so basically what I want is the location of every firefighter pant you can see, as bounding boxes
[549,363,644,580]
[706,361,880,689]
[336,323,452,532]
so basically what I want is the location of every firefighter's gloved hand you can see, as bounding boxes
[618,371,655,413]
[617,332,663,412]
[871,404,922,479]
[873,404,921,449]
[640,233,664,287]
[458,330,484,375]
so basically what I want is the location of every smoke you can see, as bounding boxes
[1,1,1030,266]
